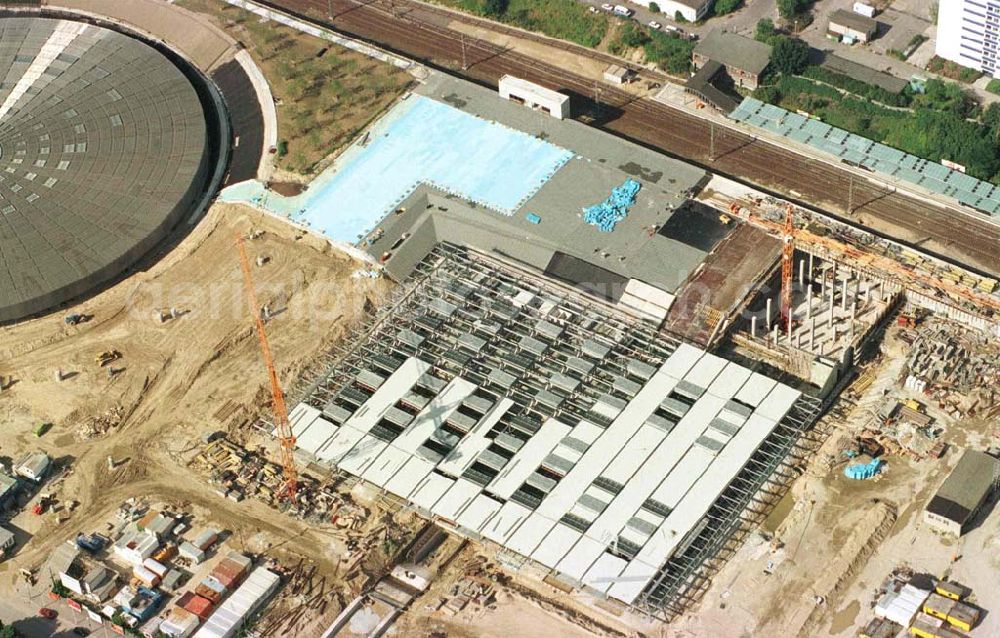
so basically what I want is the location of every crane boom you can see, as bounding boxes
[236,232,298,501]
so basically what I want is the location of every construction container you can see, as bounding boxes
[909,612,943,638]
[179,541,206,564]
[153,544,177,563]
[923,593,954,621]
[193,529,219,551]
[935,626,969,638]
[195,582,222,605]
[178,592,214,620]
[934,581,968,601]
[142,558,168,579]
[133,566,161,588]
[945,602,978,632]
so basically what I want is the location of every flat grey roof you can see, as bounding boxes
[694,30,772,76]
[364,75,707,294]
[0,17,212,322]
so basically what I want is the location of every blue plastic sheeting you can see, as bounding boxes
[844,458,884,480]
[220,96,572,242]
[582,178,641,232]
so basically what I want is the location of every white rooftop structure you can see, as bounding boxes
[498,75,570,120]
[285,246,819,614]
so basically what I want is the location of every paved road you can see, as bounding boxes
[0,594,92,638]
[576,0,776,40]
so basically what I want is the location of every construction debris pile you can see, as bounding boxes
[193,437,344,522]
[434,556,499,617]
[77,404,126,439]
[254,557,342,637]
[900,318,1000,419]
[865,400,946,460]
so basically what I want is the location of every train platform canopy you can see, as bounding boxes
[285,245,821,613]
[729,97,1000,216]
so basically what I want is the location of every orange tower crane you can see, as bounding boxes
[236,232,298,501]
[780,203,795,334]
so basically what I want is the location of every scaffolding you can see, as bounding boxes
[289,243,679,434]
[274,243,825,620]
[635,390,823,620]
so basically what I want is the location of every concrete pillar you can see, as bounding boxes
[766,298,772,330]
[751,315,758,338]
[808,253,815,282]
[799,259,806,286]
[810,317,816,348]
[807,286,813,320]
[851,301,857,320]
[772,323,779,346]
[841,277,849,311]
[828,299,835,328]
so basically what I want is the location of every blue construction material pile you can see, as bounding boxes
[844,458,884,480]
[583,178,641,232]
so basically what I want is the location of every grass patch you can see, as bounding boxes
[927,55,982,83]
[177,0,412,176]
[987,79,1000,95]
[440,0,608,47]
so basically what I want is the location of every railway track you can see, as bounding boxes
[269,0,1000,278]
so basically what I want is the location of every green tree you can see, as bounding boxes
[713,0,742,15]
[649,1,661,12]
[675,10,687,22]
[755,18,776,43]
[0,623,16,638]
[482,0,508,17]
[777,0,803,19]
[771,36,810,75]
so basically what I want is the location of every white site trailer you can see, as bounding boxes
[498,75,570,120]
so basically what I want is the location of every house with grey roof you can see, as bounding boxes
[923,450,1000,536]
[692,30,772,90]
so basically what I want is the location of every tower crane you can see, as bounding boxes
[780,203,795,334]
[236,232,298,501]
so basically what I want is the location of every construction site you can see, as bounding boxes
[0,1,999,638]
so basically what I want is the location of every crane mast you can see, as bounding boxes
[780,203,795,334]
[235,232,298,501]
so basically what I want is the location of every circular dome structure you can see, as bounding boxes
[0,16,220,322]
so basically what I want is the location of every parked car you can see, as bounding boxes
[73,629,91,637]
[600,3,614,10]
[38,608,57,619]
[648,21,663,29]
[613,4,634,16]
[588,5,598,12]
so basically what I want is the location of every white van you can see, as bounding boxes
[613,5,634,17]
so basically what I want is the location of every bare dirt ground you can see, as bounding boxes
[0,203,390,591]
[668,325,1000,638]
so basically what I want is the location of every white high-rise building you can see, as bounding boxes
[936,0,1000,77]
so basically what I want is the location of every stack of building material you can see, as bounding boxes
[582,178,641,232]
[921,592,979,633]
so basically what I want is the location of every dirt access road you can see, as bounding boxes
[0,203,389,595]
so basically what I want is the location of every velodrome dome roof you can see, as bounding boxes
[0,16,215,322]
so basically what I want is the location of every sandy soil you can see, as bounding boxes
[668,325,1000,638]
[0,203,390,585]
